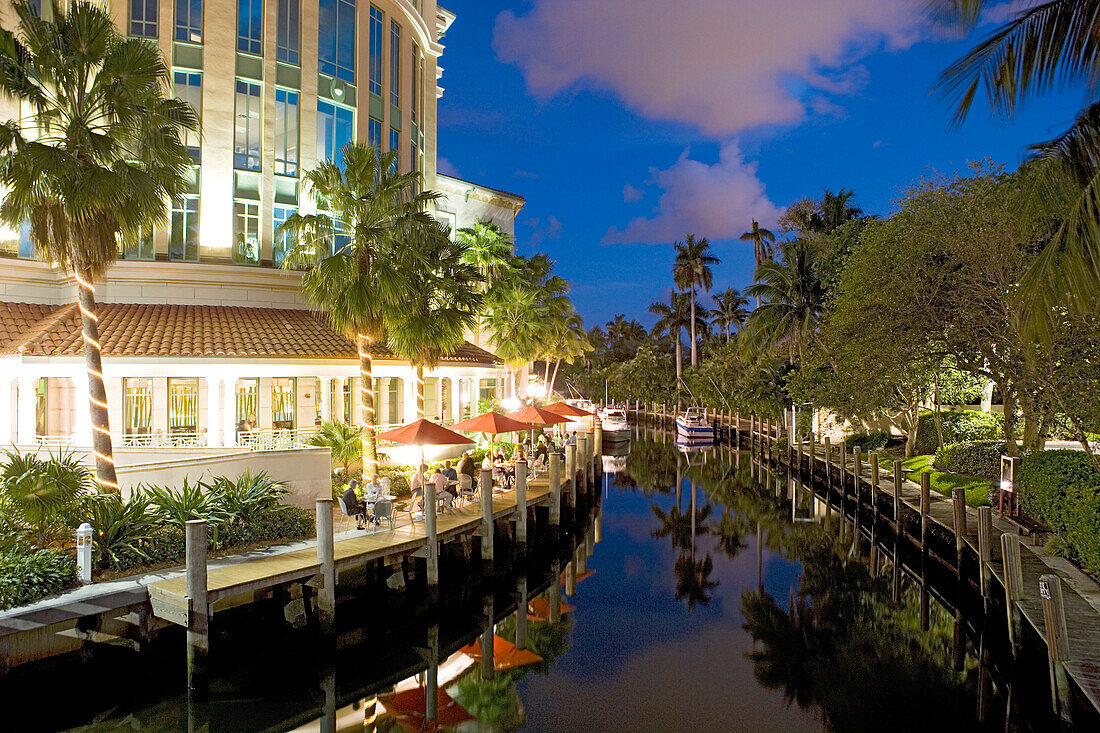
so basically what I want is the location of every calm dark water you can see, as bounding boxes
[4,435,1077,731]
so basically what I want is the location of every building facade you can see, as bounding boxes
[0,0,527,449]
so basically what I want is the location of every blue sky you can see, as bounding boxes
[435,1,1084,328]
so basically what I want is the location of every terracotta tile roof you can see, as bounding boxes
[0,302,500,365]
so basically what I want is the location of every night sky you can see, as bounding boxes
[436,1,1084,327]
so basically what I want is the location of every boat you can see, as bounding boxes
[602,453,629,473]
[675,407,714,439]
[676,437,714,454]
[601,408,630,439]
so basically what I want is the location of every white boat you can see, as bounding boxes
[675,407,714,439]
[601,408,630,437]
[602,453,629,473]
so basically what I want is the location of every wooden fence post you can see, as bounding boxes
[185,519,208,694]
[566,443,577,508]
[1002,533,1024,655]
[920,471,931,548]
[549,452,561,526]
[1039,574,1074,724]
[481,468,494,566]
[952,488,967,572]
[515,459,528,544]
[316,499,336,630]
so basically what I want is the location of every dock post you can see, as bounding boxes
[426,624,440,725]
[577,434,589,493]
[425,480,439,591]
[480,593,495,680]
[891,461,903,534]
[1038,574,1074,725]
[594,510,602,543]
[515,576,528,650]
[566,443,577,508]
[565,558,576,596]
[977,506,993,598]
[575,541,587,574]
[481,468,494,568]
[515,459,528,544]
[823,436,832,491]
[594,425,603,461]
[1002,534,1024,656]
[586,526,594,559]
[316,499,336,635]
[550,559,562,622]
[952,488,967,571]
[185,519,209,694]
[920,471,931,548]
[549,452,561,526]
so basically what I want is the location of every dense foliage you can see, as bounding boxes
[0,547,77,610]
[932,441,1006,481]
[912,411,1003,455]
[1017,451,1100,572]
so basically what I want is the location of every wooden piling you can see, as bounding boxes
[594,425,603,459]
[564,559,576,596]
[977,506,993,597]
[515,460,528,544]
[515,576,528,650]
[576,542,587,574]
[566,443,577,507]
[549,452,561,526]
[892,460,903,534]
[1039,574,1074,724]
[185,519,208,693]
[1002,533,1024,655]
[577,434,588,493]
[594,510,602,543]
[316,499,336,632]
[424,481,439,589]
[550,559,562,622]
[920,471,931,547]
[952,488,967,570]
[480,468,494,566]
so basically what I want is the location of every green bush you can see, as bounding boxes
[0,547,77,609]
[933,441,1006,480]
[87,492,159,570]
[377,466,412,498]
[1018,450,1100,572]
[845,431,890,452]
[913,410,1002,455]
[0,450,96,548]
[222,505,314,546]
[204,471,289,527]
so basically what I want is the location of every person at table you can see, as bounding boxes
[492,452,512,489]
[342,480,369,530]
[430,467,455,511]
[442,459,458,483]
[511,443,526,463]
[410,464,427,510]
[364,475,384,497]
[534,435,549,463]
[458,451,478,481]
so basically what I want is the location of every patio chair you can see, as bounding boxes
[395,500,423,526]
[373,500,395,531]
[336,496,363,531]
[457,474,478,505]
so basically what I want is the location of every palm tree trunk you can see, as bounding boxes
[674,328,683,385]
[689,287,698,368]
[549,359,562,397]
[357,334,379,479]
[416,365,425,419]
[76,270,119,491]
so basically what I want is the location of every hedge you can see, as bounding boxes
[913,410,1002,455]
[0,548,77,610]
[933,441,1006,480]
[845,431,890,452]
[1017,450,1100,573]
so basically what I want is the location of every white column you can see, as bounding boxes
[349,377,362,425]
[0,375,12,443]
[320,376,332,423]
[403,372,416,422]
[450,377,461,422]
[222,378,237,446]
[17,374,36,445]
[205,376,222,447]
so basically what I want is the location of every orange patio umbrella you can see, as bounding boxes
[375,418,474,466]
[451,411,532,434]
[526,595,575,622]
[508,405,573,426]
[459,635,543,671]
[377,686,474,733]
[544,401,594,418]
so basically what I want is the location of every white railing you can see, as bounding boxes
[234,427,318,451]
[34,435,74,449]
[122,432,210,447]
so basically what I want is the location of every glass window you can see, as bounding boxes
[319,0,355,82]
[122,228,155,260]
[317,99,354,167]
[176,0,202,43]
[272,377,296,430]
[168,378,199,434]
[170,194,199,261]
[368,117,382,157]
[173,70,202,159]
[237,0,262,55]
[123,378,154,440]
[130,0,158,38]
[277,0,299,64]
[410,139,418,174]
[233,201,260,264]
[411,42,419,123]
[234,80,262,171]
[369,5,383,96]
[273,205,296,265]
[387,378,401,424]
[236,379,259,428]
[274,88,299,177]
[389,21,400,107]
[388,128,399,173]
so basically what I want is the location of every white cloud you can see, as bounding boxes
[436,157,459,177]
[493,0,922,137]
[622,183,644,202]
[603,142,784,245]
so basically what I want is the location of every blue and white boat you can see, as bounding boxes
[675,407,714,439]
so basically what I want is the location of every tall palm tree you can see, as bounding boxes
[931,0,1100,337]
[649,292,691,385]
[544,312,591,398]
[672,234,720,368]
[280,143,440,477]
[739,219,776,268]
[710,287,750,342]
[743,239,826,365]
[455,219,518,346]
[818,189,862,233]
[0,1,199,490]
[484,286,547,400]
[386,225,483,418]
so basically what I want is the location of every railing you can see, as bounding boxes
[122,432,210,447]
[234,428,318,451]
[34,435,74,449]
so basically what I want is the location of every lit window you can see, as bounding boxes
[317,100,354,167]
[123,378,153,439]
[369,5,383,96]
[273,205,296,265]
[170,195,200,261]
[277,0,299,65]
[272,378,297,430]
[168,378,199,434]
[411,42,419,123]
[234,80,262,171]
[274,88,299,176]
[175,0,202,43]
[237,0,262,55]
[233,201,260,264]
[173,70,202,159]
[319,0,355,82]
[389,21,400,107]
[368,117,382,157]
[130,0,158,38]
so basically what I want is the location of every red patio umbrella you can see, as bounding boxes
[544,401,594,418]
[451,411,532,434]
[508,405,572,426]
[375,418,474,466]
[377,686,474,733]
[459,635,543,670]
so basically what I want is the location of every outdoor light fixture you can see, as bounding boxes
[501,397,520,411]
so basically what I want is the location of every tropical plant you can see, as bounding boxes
[742,239,826,365]
[279,142,442,476]
[739,219,776,281]
[455,219,518,289]
[0,1,199,490]
[204,471,289,527]
[142,478,232,541]
[544,312,592,397]
[710,287,749,342]
[0,547,76,610]
[649,292,694,385]
[817,188,863,233]
[86,492,159,570]
[485,285,548,396]
[0,451,96,548]
[673,234,720,368]
[308,420,364,475]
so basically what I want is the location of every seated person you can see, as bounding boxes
[342,480,369,530]
[410,464,427,510]
[511,443,526,463]
[442,459,458,483]
[364,475,384,497]
[457,451,478,481]
[534,436,549,463]
[492,453,512,488]
[430,468,455,510]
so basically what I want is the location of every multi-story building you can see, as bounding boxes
[0,0,525,450]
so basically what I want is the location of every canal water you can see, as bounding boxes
[4,434,1079,731]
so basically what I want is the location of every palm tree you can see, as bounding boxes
[672,235,720,368]
[279,143,440,477]
[455,219,518,286]
[818,189,862,233]
[931,0,1100,336]
[649,292,692,384]
[0,2,199,490]
[739,219,776,268]
[544,312,592,398]
[307,421,363,477]
[386,225,483,417]
[743,239,826,365]
[484,286,547,400]
[710,287,750,342]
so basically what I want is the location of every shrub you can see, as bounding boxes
[0,547,77,609]
[0,450,96,548]
[222,505,314,546]
[913,410,1002,455]
[933,441,1006,480]
[142,478,232,545]
[204,471,289,528]
[377,466,411,498]
[1018,450,1100,572]
[87,492,159,570]
[845,431,890,452]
